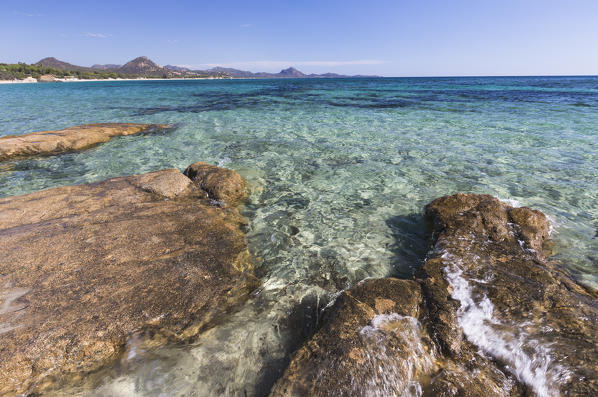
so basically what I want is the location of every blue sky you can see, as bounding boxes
[2,0,597,76]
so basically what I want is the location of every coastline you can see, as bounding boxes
[0,76,380,84]
[0,76,230,84]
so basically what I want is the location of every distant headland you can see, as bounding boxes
[0,56,379,83]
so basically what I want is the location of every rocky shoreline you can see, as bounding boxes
[271,194,598,397]
[1,135,596,397]
[0,162,257,395]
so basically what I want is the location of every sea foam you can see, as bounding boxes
[441,251,570,397]
[358,313,435,397]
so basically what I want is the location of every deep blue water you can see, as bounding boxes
[1,77,597,395]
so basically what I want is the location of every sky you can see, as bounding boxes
[2,0,597,77]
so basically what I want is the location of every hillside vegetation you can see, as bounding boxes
[0,63,138,80]
[0,57,227,80]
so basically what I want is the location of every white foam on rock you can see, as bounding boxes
[442,251,570,397]
[498,197,523,208]
[358,313,435,397]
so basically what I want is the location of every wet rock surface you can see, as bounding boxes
[269,278,435,397]
[420,194,598,396]
[272,194,598,397]
[184,161,249,207]
[0,123,170,161]
[0,164,258,396]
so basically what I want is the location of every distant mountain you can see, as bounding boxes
[278,67,306,77]
[32,56,225,78]
[35,57,90,72]
[35,56,172,77]
[207,67,256,78]
[91,64,121,70]
[118,56,164,75]
[206,66,376,79]
[31,57,379,79]
[164,65,192,72]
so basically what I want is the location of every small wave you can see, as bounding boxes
[544,214,559,236]
[498,197,524,208]
[217,157,231,167]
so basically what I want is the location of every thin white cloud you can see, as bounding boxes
[13,10,43,17]
[182,59,384,70]
[85,32,112,39]
[240,24,252,28]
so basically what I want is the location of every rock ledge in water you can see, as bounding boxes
[0,163,257,396]
[0,123,171,161]
[184,161,249,206]
[272,194,598,397]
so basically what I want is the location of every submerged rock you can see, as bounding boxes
[0,123,170,161]
[0,164,258,396]
[272,194,598,397]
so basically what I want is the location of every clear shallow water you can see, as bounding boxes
[1,77,597,396]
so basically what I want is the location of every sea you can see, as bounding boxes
[1,77,597,396]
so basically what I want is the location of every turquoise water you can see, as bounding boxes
[1,77,597,396]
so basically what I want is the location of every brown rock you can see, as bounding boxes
[184,161,249,206]
[272,194,598,397]
[271,277,518,397]
[132,168,193,199]
[419,193,598,396]
[270,278,429,397]
[0,165,258,396]
[0,123,171,161]
[508,206,551,254]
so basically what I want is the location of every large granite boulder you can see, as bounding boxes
[271,194,598,397]
[0,123,170,161]
[0,164,258,396]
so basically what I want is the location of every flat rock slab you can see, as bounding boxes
[0,164,258,395]
[0,123,170,161]
[272,194,598,397]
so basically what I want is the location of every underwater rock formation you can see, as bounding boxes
[0,164,258,395]
[0,123,170,161]
[271,194,598,397]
